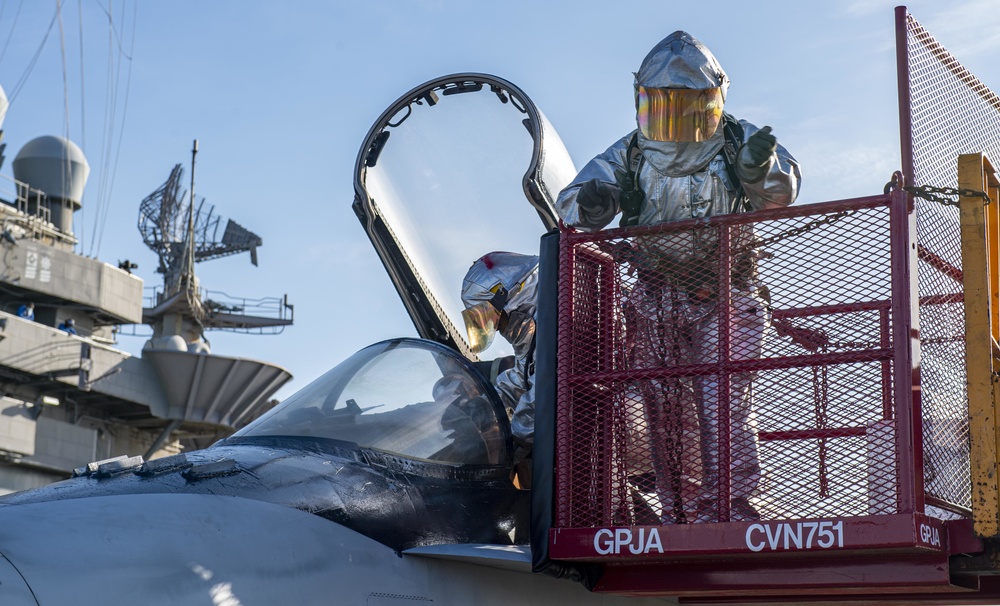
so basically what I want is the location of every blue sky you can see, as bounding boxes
[0,1,996,399]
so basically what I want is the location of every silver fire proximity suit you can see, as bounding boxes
[461,252,539,452]
[555,31,801,522]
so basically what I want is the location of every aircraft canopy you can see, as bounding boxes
[232,339,510,466]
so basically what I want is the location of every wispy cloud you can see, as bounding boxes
[839,0,1000,61]
[796,142,900,202]
[920,1,1000,59]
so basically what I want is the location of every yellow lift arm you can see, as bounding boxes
[959,153,1000,537]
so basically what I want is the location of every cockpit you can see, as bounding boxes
[232,339,510,466]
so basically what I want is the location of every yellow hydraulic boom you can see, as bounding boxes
[959,153,1000,537]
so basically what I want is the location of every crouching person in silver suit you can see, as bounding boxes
[461,252,539,485]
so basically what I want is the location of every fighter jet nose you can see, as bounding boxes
[0,549,36,605]
[0,492,407,605]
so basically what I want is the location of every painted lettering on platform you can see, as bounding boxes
[919,523,941,547]
[745,520,844,552]
[593,528,664,555]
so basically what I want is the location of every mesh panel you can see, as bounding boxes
[903,14,999,513]
[555,201,899,528]
[547,12,989,530]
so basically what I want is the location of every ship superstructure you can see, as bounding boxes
[0,84,292,492]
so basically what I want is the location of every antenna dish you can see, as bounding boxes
[138,164,263,282]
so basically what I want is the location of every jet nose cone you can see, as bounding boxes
[0,550,37,605]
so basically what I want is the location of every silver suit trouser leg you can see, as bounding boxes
[695,290,768,505]
[631,285,702,522]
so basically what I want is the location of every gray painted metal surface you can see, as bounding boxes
[0,242,142,324]
[144,349,291,425]
[0,240,142,324]
[0,493,675,605]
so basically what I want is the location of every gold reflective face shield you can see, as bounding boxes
[462,301,501,354]
[636,86,724,142]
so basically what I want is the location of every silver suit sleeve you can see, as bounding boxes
[554,134,632,230]
[736,120,802,211]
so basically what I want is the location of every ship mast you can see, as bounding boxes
[184,139,198,299]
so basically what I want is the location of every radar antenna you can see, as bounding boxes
[138,162,262,296]
[138,141,291,341]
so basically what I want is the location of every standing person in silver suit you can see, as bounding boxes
[555,31,801,523]
[461,252,539,474]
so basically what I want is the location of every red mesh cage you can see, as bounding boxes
[549,10,996,538]
[555,196,907,528]
[538,9,1000,599]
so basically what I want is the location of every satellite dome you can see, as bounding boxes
[143,335,188,352]
[12,135,90,204]
[187,339,211,355]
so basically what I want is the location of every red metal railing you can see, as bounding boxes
[553,192,931,529]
